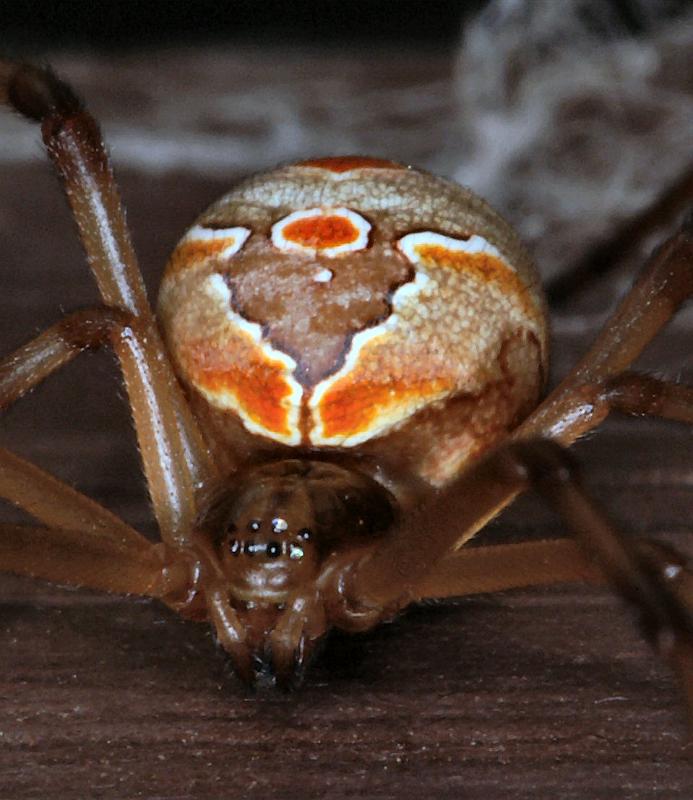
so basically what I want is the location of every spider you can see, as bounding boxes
[1,62,692,711]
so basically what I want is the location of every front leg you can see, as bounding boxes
[0,307,200,548]
[1,61,217,545]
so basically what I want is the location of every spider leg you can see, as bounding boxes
[0,61,218,547]
[0,522,167,596]
[517,213,693,444]
[326,219,693,716]
[0,445,195,603]
[0,307,131,411]
[0,311,199,606]
[329,438,693,720]
[412,539,604,600]
[450,373,692,551]
[0,310,148,541]
[0,307,204,545]
[0,445,146,549]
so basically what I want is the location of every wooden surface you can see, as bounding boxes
[1,47,692,799]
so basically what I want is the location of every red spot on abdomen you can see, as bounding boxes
[283,214,360,249]
[298,156,404,173]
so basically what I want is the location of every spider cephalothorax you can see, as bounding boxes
[212,459,395,603]
[1,63,692,712]
[187,458,396,678]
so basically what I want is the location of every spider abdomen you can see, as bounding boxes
[158,158,548,486]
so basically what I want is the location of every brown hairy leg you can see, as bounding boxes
[0,522,166,597]
[0,61,217,547]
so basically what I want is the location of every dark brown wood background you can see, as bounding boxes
[0,43,692,799]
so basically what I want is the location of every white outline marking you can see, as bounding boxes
[313,268,334,283]
[308,271,434,446]
[397,231,509,268]
[194,275,303,446]
[182,224,251,260]
[271,207,371,257]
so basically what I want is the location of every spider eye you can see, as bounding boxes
[289,543,304,560]
[248,519,262,532]
[271,517,288,534]
[229,538,241,555]
[297,528,311,540]
[266,541,282,558]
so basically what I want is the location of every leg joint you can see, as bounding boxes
[500,438,580,491]
[3,62,81,122]
[56,306,138,350]
[604,371,665,416]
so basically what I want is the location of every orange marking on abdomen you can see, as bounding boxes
[415,244,507,274]
[415,245,538,319]
[298,156,404,173]
[167,226,250,274]
[283,214,360,249]
[169,239,232,271]
[189,348,295,438]
[317,375,451,439]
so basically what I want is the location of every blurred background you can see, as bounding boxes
[4,0,485,48]
[3,0,691,48]
[2,0,692,282]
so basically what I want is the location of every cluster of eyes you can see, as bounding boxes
[228,517,312,561]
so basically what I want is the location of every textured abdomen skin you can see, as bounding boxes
[157,158,547,488]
